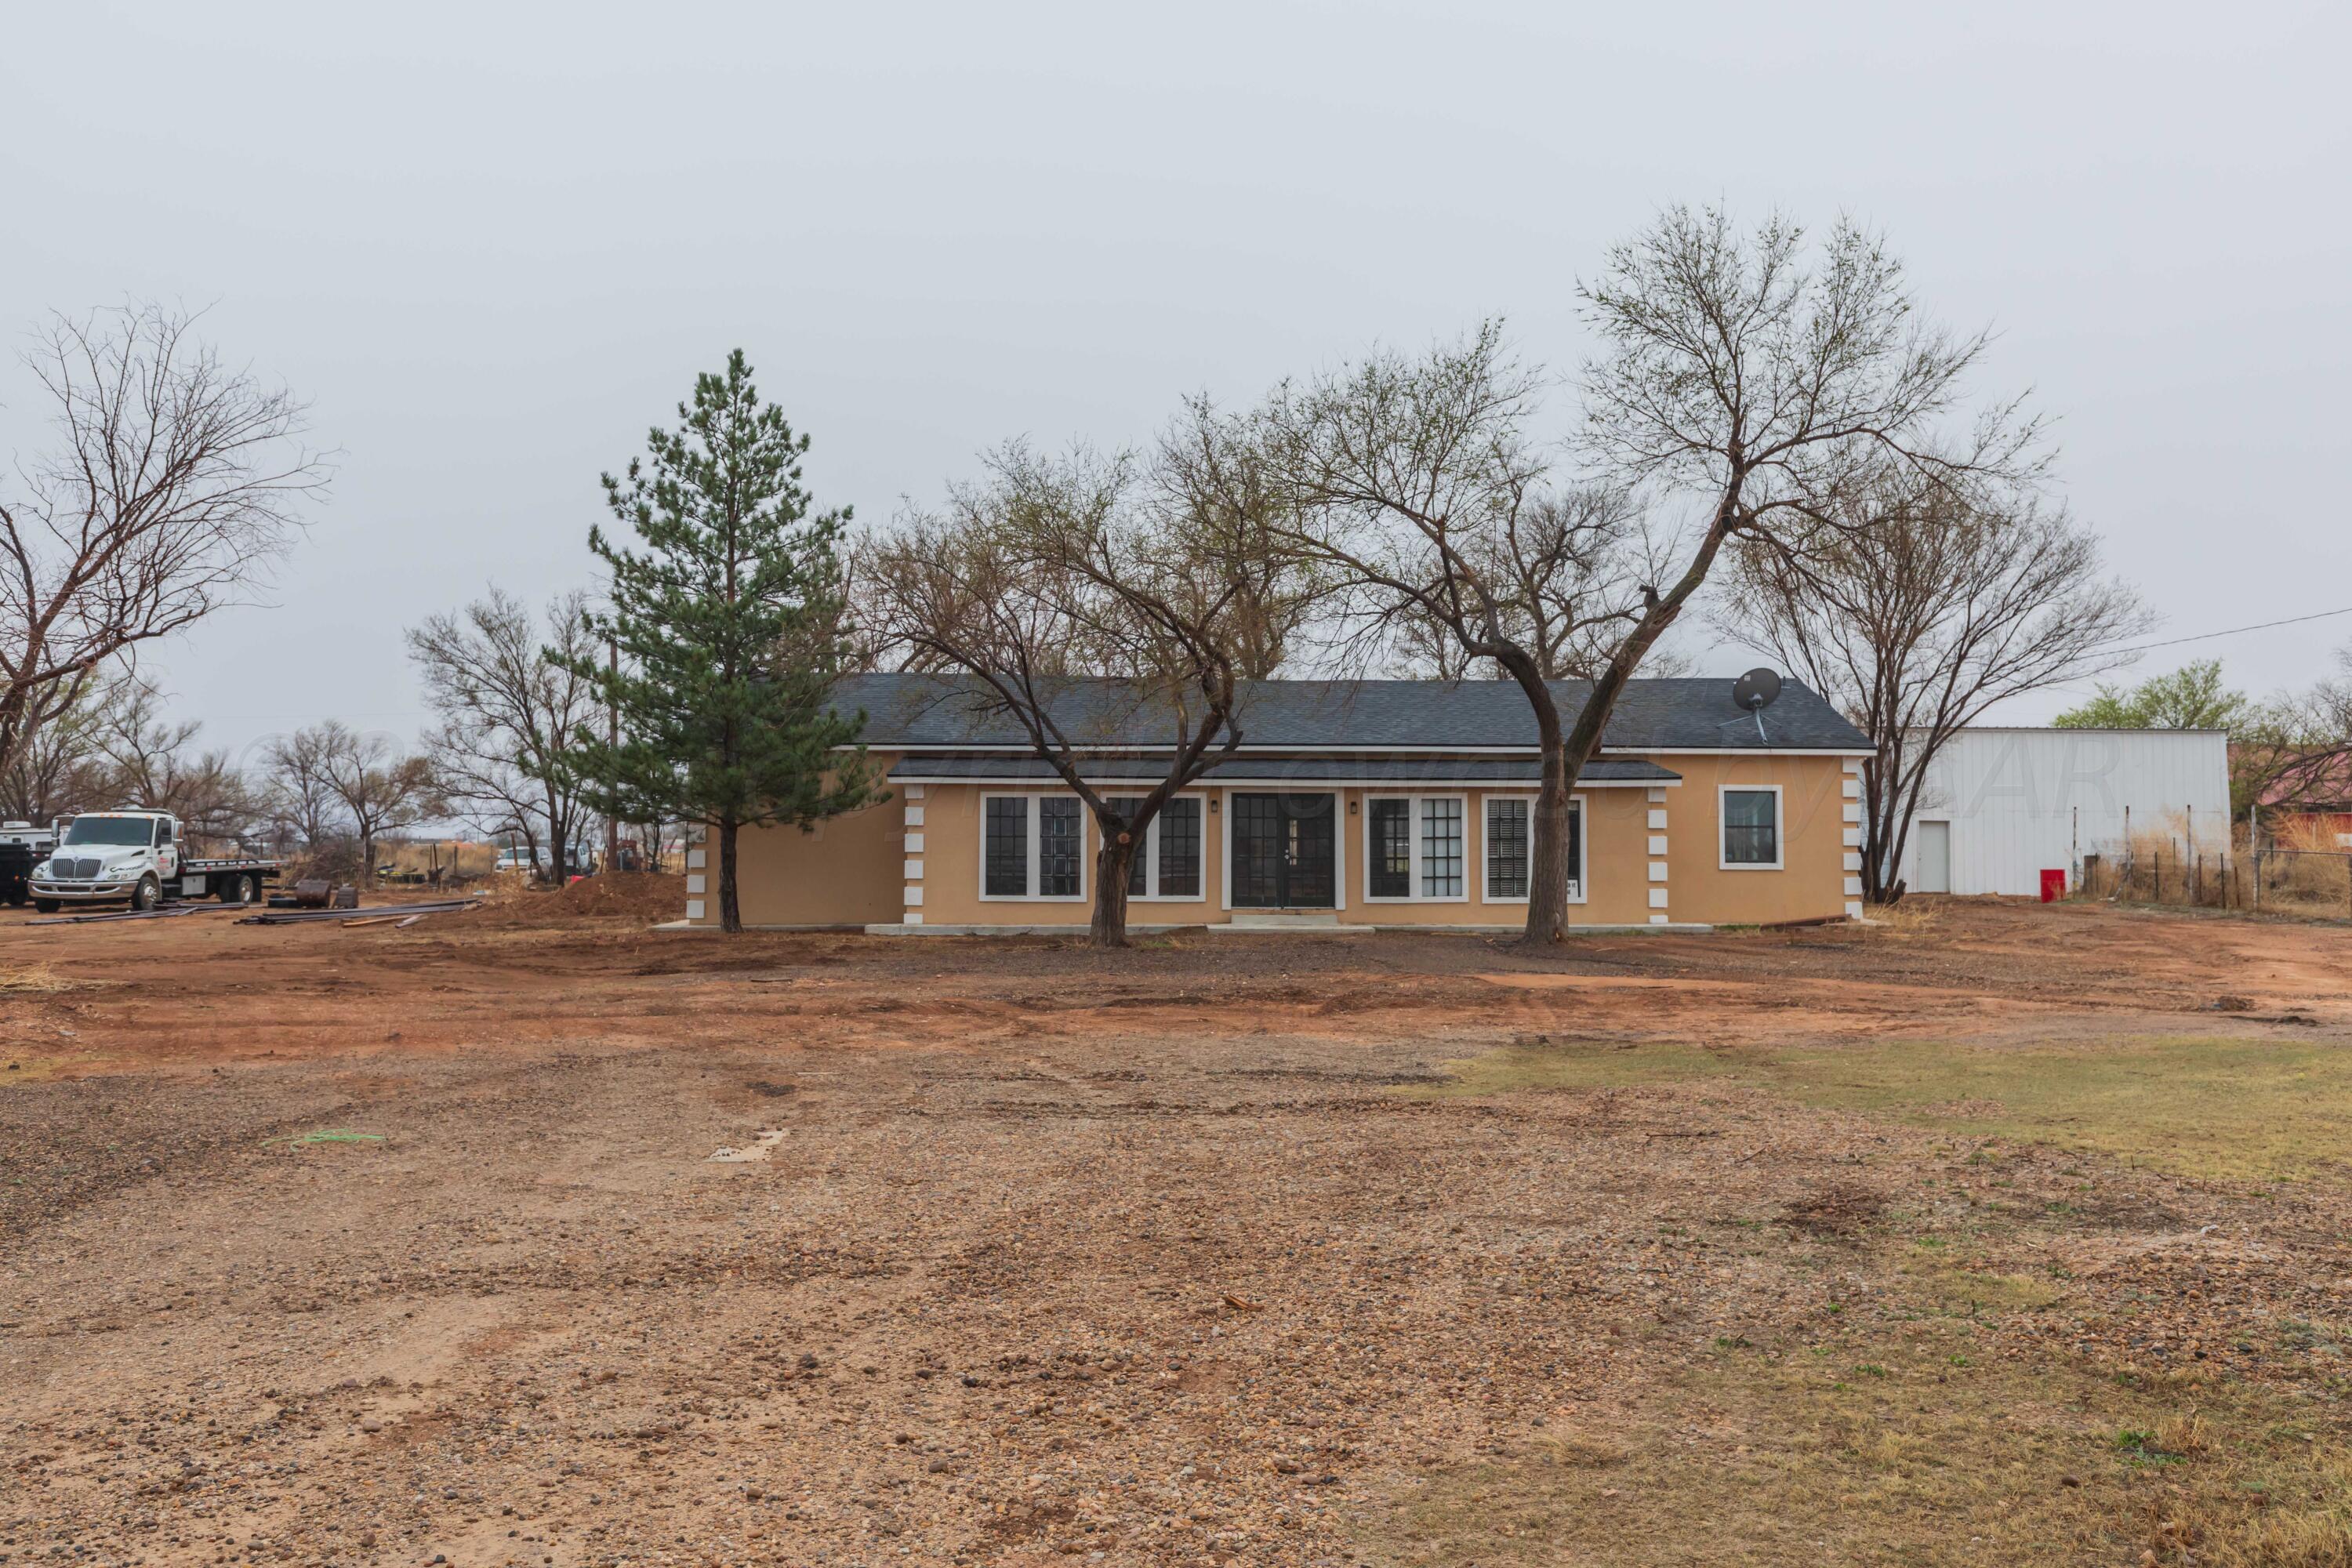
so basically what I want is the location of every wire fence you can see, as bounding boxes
[2072,833,2352,919]
[2249,848,2352,920]
[2076,844,2252,909]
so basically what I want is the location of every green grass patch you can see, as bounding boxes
[1421,1036,2352,1182]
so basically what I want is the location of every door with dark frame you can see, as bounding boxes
[1229,793,1337,908]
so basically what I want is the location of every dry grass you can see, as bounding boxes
[1426,1034,2352,1182]
[2253,846,2352,920]
[0,961,77,993]
[2078,818,2248,909]
[1380,1251,2352,1566]
[1863,897,1945,939]
[2272,816,2352,855]
[376,837,499,882]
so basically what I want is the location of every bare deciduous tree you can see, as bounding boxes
[90,679,264,849]
[408,586,602,882]
[866,419,1311,946]
[1372,485,1667,681]
[1258,325,1665,938]
[261,723,343,851]
[0,667,108,822]
[0,304,327,784]
[1715,469,2151,901]
[1258,209,2044,943]
[265,721,435,885]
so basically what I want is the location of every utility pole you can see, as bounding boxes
[604,634,622,876]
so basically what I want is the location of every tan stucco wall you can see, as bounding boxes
[684,753,907,927]
[699,751,1860,929]
[1658,753,1857,925]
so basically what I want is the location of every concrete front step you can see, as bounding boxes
[1223,909,1343,928]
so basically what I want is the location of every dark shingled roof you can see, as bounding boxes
[829,672,1867,753]
[887,756,1681,784]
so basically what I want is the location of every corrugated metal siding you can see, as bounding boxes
[1899,729,2231,896]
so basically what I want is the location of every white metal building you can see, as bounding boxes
[1896,728,2230,896]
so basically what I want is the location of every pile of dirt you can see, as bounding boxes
[479,870,686,927]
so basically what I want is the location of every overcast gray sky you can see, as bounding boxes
[7,0,2347,764]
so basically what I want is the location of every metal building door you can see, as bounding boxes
[1915,820,1951,894]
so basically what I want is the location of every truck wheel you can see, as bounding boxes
[33,899,59,914]
[245,872,266,905]
[218,878,242,903]
[132,874,161,912]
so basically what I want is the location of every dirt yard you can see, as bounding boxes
[4,895,2350,1567]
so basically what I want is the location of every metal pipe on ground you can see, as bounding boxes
[26,902,243,927]
[237,899,481,926]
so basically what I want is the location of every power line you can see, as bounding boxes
[2111,604,2352,657]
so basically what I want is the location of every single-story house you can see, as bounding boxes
[684,673,1873,932]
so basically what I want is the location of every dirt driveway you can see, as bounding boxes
[3,898,2349,1566]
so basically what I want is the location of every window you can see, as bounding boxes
[1420,798,1463,897]
[1157,798,1202,897]
[984,797,1028,896]
[1483,797,1584,902]
[1486,798,1529,898]
[1364,794,1469,901]
[63,815,154,847]
[1722,787,1781,869]
[980,795,1089,900]
[1039,798,1083,896]
[1368,799,1412,898]
[1103,795,1206,899]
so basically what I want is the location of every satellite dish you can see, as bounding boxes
[1730,667,1783,742]
[1732,667,1783,713]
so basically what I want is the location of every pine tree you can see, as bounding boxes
[561,351,879,931]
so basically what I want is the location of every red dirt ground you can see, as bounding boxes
[2,896,2348,1566]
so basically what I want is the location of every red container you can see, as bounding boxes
[2040,868,2066,902]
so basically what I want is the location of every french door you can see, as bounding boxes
[1229,793,1336,908]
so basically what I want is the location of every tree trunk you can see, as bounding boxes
[1497,657,1569,946]
[717,818,742,933]
[1861,746,1900,904]
[358,829,375,890]
[1091,837,1134,949]
[1524,719,1573,944]
[548,782,569,884]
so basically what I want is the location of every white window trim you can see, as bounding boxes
[1361,792,1472,903]
[1719,783,1785,871]
[1480,793,1587,904]
[1100,793,1209,902]
[978,791,1091,902]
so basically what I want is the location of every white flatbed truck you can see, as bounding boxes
[21,808,283,913]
